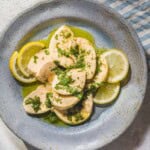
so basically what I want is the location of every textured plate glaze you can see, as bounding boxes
[0,0,147,149]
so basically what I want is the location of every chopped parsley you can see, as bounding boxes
[44,49,50,55]
[53,60,60,66]
[67,104,84,122]
[25,96,41,112]
[43,112,58,123]
[70,45,79,57]
[96,48,107,56]
[33,56,38,64]
[68,54,85,69]
[54,70,84,96]
[55,83,83,99]
[45,92,53,108]
[74,92,83,99]
[52,67,64,75]
[86,51,90,55]
[54,70,74,89]
[95,57,102,74]
[64,32,71,38]
[55,98,62,103]
[75,54,85,69]
[55,34,58,40]
[58,73,74,85]
[67,87,80,97]
[57,47,70,57]
[86,82,103,93]
[74,113,84,122]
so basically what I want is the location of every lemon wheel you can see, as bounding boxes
[9,51,36,83]
[101,49,129,83]
[94,82,120,105]
[17,42,45,77]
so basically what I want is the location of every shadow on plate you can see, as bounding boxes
[101,73,150,150]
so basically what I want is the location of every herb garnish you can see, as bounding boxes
[86,82,103,93]
[74,113,84,122]
[64,32,71,38]
[58,73,74,85]
[68,53,85,69]
[55,98,62,103]
[52,67,64,76]
[70,45,79,57]
[74,92,83,99]
[95,56,102,74]
[45,92,53,108]
[54,69,84,97]
[33,56,38,64]
[96,48,107,56]
[44,49,50,55]
[57,47,70,57]
[53,60,61,66]
[54,69,74,89]
[25,96,41,112]
[55,83,83,99]
[55,34,58,40]
[67,104,84,122]
[43,112,58,123]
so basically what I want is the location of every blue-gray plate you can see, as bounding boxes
[0,0,147,149]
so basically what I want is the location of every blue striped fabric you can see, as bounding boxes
[100,0,150,66]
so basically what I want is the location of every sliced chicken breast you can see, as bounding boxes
[94,57,108,83]
[53,94,93,125]
[27,49,56,82]
[49,25,75,68]
[51,91,80,110]
[75,37,96,80]
[52,69,86,95]
[23,85,52,114]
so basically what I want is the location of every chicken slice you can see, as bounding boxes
[94,57,108,83]
[23,85,52,114]
[52,69,86,95]
[53,94,93,125]
[75,37,96,80]
[27,49,56,82]
[51,91,81,110]
[49,25,75,68]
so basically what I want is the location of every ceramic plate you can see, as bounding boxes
[0,0,147,149]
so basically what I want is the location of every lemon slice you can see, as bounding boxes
[17,42,45,77]
[94,82,120,105]
[9,51,36,83]
[101,49,129,83]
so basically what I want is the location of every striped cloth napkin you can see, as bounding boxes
[100,0,150,67]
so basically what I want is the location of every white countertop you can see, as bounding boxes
[0,1,149,150]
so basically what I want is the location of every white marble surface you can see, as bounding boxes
[0,1,149,150]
